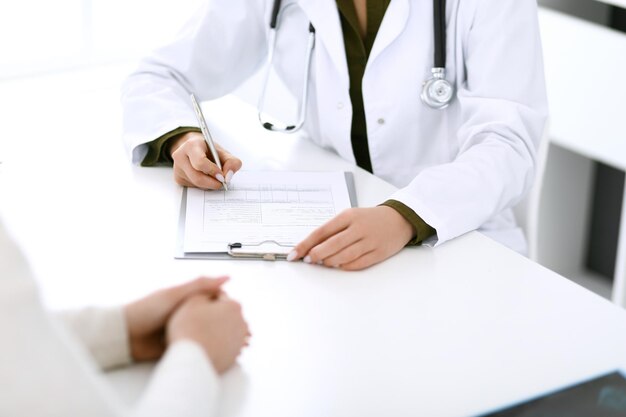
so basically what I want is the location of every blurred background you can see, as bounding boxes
[0,0,204,79]
[0,0,623,79]
[0,0,624,305]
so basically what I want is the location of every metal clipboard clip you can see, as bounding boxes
[227,240,294,261]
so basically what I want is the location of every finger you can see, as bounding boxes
[188,276,229,296]
[288,211,353,261]
[174,170,193,187]
[217,292,232,301]
[339,250,385,271]
[242,326,251,347]
[174,146,224,189]
[167,277,229,309]
[174,162,198,188]
[305,229,361,264]
[188,144,225,182]
[219,150,242,183]
[180,156,224,190]
[321,239,373,268]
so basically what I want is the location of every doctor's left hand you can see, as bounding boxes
[169,131,242,190]
[288,206,415,271]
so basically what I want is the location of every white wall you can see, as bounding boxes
[0,0,205,79]
[535,2,626,300]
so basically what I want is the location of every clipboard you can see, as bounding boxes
[175,172,357,260]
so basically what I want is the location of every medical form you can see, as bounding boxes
[182,171,353,254]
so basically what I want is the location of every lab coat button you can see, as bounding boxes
[337,102,344,109]
[377,118,385,125]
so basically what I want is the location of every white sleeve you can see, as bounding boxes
[390,0,548,246]
[0,221,222,417]
[133,340,220,417]
[56,306,132,371]
[0,223,126,417]
[121,0,269,164]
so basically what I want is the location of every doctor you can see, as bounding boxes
[122,0,547,270]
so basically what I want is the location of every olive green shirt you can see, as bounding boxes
[336,0,435,245]
[336,0,390,173]
[140,126,201,166]
[142,0,436,245]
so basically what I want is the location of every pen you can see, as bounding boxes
[190,93,228,191]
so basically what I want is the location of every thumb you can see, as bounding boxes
[219,150,242,180]
[167,276,229,308]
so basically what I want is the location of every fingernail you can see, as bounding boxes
[216,173,225,183]
[303,255,312,264]
[286,250,298,262]
[317,260,323,265]
[225,170,234,183]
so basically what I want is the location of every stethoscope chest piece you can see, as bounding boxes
[421,68,454,109]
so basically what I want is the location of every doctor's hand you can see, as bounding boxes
[169,131,242,190]
[288,207,415,271]
[167,293,250,374]
[124,276,228,362]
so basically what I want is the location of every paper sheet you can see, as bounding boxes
[183,171,352,253]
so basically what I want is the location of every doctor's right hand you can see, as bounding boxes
[168,131,242,190]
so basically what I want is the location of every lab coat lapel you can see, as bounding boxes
[368,0,410,64]
[297,0,349,87]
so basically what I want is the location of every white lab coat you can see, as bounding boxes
[122,0,548,252]
[0,220,220,417]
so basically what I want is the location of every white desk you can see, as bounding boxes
[3,66,626,417]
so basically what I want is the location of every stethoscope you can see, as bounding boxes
[258,0,455,133]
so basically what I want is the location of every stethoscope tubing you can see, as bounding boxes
[434,0,446,69]
[259,0,454,132]
[258,3,315,132]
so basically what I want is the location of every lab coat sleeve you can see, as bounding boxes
[133,340,220,417]
[121,0,269,164]
[56,306,133,371]
[389,0,548,246]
